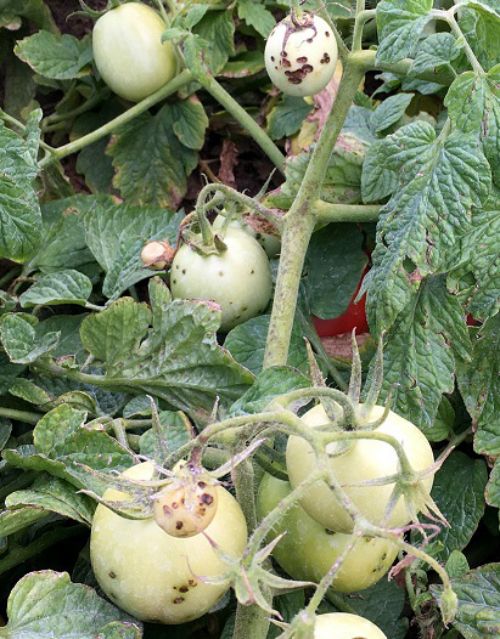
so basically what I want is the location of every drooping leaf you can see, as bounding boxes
[83,197,183,300]
[79,278,254,421]
[19,270,93,308]
[0,571,141,639]
[0,112,42,262]
[107,103,201,210]
[14,32,92,80]
[376,0,433,64]
[6,475,95,526]
[267,96,313,141]
[457,315,500,456]
[459,1,500,72]
[370,93,414,134]
[362,122,491,333]
[193,10,235,74]
[368,277,471,435]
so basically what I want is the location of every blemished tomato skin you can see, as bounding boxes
[90,462,247,624]
[265,14,338,97]
[314,613,388,638]
[256,474,399,593]
[92,3,177,102]
[170,227,272,332]
[286,404,435,533]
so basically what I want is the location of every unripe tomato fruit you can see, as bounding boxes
[286,404,435,533]
[170,227,272,332]
[92,3,177,102]
[257,474,399,592]
[90,462,247,624]
[265,13,338,97]
[314,613,387,638]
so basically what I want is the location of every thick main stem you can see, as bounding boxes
[263,60,366,368]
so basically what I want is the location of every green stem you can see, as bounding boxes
[352,9,376,51]
[43,91,106,127]
[263,60,366,368]
[314,200,381,224]
[0,526,83,576]
[433,9,484,75]
[233,458,257,533]
[0,266,21,289]
[196,74,285,174]
[314,1,349,62]
[0,407,41,425]
[351,49,455,85]
[39,70,193,169]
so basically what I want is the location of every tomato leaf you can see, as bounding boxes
[459,2,500,72]
[225,314,308,375]
[139,411,192,464]
[425,452,488,560]
[0,314,60,364]
[457,314,500,456]
[304,223,367,319]
[107,104,201,210]
[447,193,500,320]
[370,92,414,135]
[6,475,95,526]
[0,571,141,638]
[0,0,57,32]
[409,32,462,78]
[0,112,42,262]
[193,10,235,74]
[376,0,433,64]
[0,508,49,539]
[267,96,313,141]
[432,564,500,639]
[445,67,500,186]
[19,270,93,308]
[237,0,275,38]
[170,95,209,151]
[363,122,491,333]
[368,276,471,435]
[79,279,254,420]
[14,31,92,80]
[83,197,182,300]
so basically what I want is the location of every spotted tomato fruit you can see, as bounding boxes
[92,3,177,102]
[153,465,219,538]
[286,404,435,533]
[90,462,247,624]
[314,613,388,639]
[265,13,338,97]
[257,474,399,593]
[170,227,272,332]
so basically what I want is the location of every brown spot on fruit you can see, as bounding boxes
[325,31,330,36]
[188,579,197,587]
[200,493,214,505]
[270,55,275,61]
[175,521,183,530]
[218,271,224,276]
[297,56,308,63]
[320,53,331,64]
[109,571,117,579]
[179,585,189,593]
[198,481,207,488]
[173,597,185,604]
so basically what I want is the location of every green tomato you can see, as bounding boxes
[90,462,247,624]
[170,227,272,332]
[265,13,338,97]
[286,404,435,533]
[314,613,387,638]
[257,474,399,593]
[92,3,177,102]
[213,214,281,259]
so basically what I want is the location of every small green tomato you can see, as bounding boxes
[92,3,177,102]
[90,462,247,624]
[286,404,435,533]
[265,13,338,97]
[314,613,387,638]
[257,474,399,593]
[170,227,272,332]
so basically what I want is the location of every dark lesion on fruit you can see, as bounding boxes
[320,52,331,64]
[172,596,185,604]
[285,63,314,85]
[200,492,214,505]
[175,520,183,530]
[296,56,308,63]
[108,570,117,579]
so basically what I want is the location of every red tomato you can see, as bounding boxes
[312,269,369,337]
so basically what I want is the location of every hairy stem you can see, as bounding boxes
[39,70,193,168]
[196,75,286,174]
[0,407,41,425]
[263,60,366,368]
[314,200,381,224]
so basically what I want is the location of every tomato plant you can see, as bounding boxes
[0,1,498,638]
